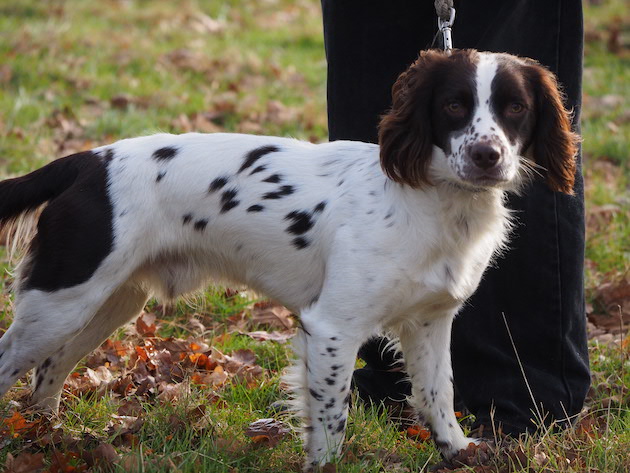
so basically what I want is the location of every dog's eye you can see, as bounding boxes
[508,103,524,114]
[446,101,465,115]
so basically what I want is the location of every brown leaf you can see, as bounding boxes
[229,348,257,366]
[0,411,36,436]
[81,443,120,469]
[136,312,157,337]
[186,316,206,335]
[244,418,291,447]
[251,303,295,329]
[167,413,186,432]
[3,452,45,473]
[0,64,12,85]
[321,463,337,473]
[49,450,88,473]
[117,399,144,417]
[85,366,114,387]
[186,404,206,422]
[243,330,295,343]
[189,12,226,34]
[156,381,190,401]
[107,415,144,447]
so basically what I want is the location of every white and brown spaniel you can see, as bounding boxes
[0,50,577,469]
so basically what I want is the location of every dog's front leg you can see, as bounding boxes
[289,312,368,471]
[398,315,480,458]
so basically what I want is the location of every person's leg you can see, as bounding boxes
[451,0,589,433]
[321,0,435,143]
[322,0,589,433]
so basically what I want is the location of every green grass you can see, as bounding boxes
[0,0,629,472]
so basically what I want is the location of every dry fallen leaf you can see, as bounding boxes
[3,452,45,473]
[136,312,158,337]
[81,442,120,469]
[244,418,291,447]
[243,329,295,343]
[251,302,295,329]
[406,425,431,441]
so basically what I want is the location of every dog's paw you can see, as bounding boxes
[437,440,493,469]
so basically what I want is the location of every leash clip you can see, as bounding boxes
[437,7,455,53]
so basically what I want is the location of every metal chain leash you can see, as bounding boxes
[434,0,456,53]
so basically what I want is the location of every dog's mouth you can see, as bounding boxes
[457,167,512,189]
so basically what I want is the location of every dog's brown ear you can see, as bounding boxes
[379,50,445,188]
[525,62,580,195]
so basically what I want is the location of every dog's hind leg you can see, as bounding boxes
[397,315,480,459]
[29,281,149,412]
[0,252,139,403]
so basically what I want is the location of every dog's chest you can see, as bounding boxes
[384,194,508,323]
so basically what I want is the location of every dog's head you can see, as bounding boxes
[378,49,579,194]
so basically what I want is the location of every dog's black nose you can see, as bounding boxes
[470,143,501,169]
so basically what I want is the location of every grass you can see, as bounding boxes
[0,0,629,471]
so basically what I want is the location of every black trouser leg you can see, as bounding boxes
[322,0,590,433]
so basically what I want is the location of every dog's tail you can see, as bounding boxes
[0,152,88,255]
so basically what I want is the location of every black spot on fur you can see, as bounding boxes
[12,369,19,376]
[292,237,309,249]
[314,201,327,213]
[194,219,208,231]
[247,204,264,213]
[238,145,279,173]
[309,388,324,402]
[250,165,267,175]
[262,185,295,200]
[36,374,43,389]
[152,146,178,161]
[262,174,282,183]
[209,176,229,193]
[102,149,115,162]
[182,214,193,225]
[325,378,335,386]
[343,393,351,405]
[156,171,166,182]
[221,201,239,213]
[285,210,314,235]
[324,398,336,409]
[336,420,345,433]
[331,365,340,371]
[42,357,52,369]
[220,188,240,213]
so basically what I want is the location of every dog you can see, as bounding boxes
[0,49,577,468]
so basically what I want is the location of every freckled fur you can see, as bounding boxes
[0,50,577,470]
